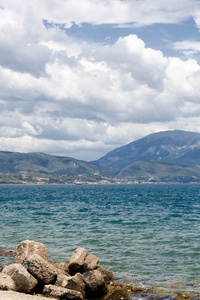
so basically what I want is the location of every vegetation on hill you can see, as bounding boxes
[93,130,200,170]
[1,130,200,184]
[114,161,200,183]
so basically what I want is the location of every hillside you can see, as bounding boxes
[114,161,200,183]
[0,152,113,184]
[1,130,200,184]
[93,130,200,170]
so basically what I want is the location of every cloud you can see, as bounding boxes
[173,40,200,55]
[0,0,200,160]
[1,0,199,28]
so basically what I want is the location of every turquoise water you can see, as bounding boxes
[1,184,200,294]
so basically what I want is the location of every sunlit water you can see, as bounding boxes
[1,184,200,296]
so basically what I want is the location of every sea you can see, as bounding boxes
[1,183,200,298]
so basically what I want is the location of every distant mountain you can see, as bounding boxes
[93,130,200,170]
[0,152,114,184]
[0,151,100,175]
[114,161,200,183]
[2,130,200,184]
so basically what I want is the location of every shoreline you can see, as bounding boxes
[1,249,200,300]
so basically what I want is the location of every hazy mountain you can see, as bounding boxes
[93,130,200,170]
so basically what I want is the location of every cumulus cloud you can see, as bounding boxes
[0,0,200,160]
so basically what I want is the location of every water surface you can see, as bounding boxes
[1,183,200,294]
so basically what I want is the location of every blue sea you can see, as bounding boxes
[1,183,200,296]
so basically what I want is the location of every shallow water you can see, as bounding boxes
[1,183,200,295]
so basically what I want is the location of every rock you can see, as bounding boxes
[0,250,15,257]
[65,248,88,275]
[27,254,57,284]
[83,269,107,297]
[174,293,192,300]
[0,273,16,291]
[109,282,145,297]
[96,267,114,284]
[0,290,57,300]
[83,254,99,271]
[64,273,86,298]
[102,283,130,300]
[49,261,66,271]
[2,263,38,293]
[43,284,83,300]
[55,273,72,288]
[48,261,71,287]
[14,240,48,264]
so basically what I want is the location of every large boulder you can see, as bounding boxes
[27,254,57,284]
[83,269,107,298]
[83,254,99,271]
[1,263,38,293]
[55,273,72,288]
[0,273,16,291]
[48,260,71,288]
[14,240,48,264]
[64,248,88,275]
[43,284,83,300]
[64,273,86,298]
[96,267,114,284]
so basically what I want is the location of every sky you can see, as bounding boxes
[1,0,200,161]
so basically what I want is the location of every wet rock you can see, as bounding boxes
[111,282,145,294]
[0,250,15,257]
[96,267,114,284]
[83,269,107,297]
[64,273,86,298]
[0,273,16,291]
[65,248,88,275]
[2,263,38,293]
[102,283,130,300]
[27,254,57,284]
[84,254,99,271]
[43,284,83,300]
[14,240,48,264]
[174,293,192,300]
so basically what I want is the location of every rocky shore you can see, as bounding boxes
[0,240,198,300]
[0,240,145,300]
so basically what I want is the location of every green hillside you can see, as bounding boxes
[0,152,113,184]
[93,130,200,170]
[115,161,200,183]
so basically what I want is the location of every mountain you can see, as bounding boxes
[93,130,200,170]
[0,151,99,175]
[114,161,200,183]
[0,152,113,184]
[1,130,200,184]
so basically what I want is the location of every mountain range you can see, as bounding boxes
[93,130,200,170]
[1,130,200,183]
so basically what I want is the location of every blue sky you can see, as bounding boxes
[1,0,200,161]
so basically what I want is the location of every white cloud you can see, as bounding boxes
[1,0,199,28]
[0,0,200,160]
[173,40,200,55]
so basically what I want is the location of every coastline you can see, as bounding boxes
[1,248,200,300]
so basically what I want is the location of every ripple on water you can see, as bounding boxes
[0,183,200,293]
